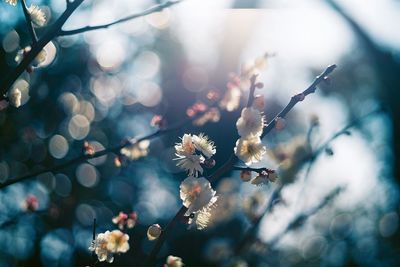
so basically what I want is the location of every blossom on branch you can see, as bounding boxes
[147,224,162,240]
[120,139,150,161]
[112,211,138,230]
[89,230,130,263]
[28,5,46,27]
[236,107,265,138]
[180,176,218,229]
[234,137,266,166]
[175,134,216,177]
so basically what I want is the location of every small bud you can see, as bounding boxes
[147,224,162,241]
[23,194,39,212]
[151,115,166,128]
[186,108,195,117]
[83,141,95,156]
[255,82,264,89]
[127,212,138,229]
[296,93,305,101]
[240,170,252,182]
[325,147,334,156]
[275,117,286,131]
[114,156,122,167]
[310,114,319,126]
[203,158,216,168]
[252,95,265,111]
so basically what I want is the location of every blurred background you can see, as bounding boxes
[0,0,400,266]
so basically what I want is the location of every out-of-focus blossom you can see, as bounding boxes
[112,212,138,230]
[4,0,17,6]
[9,88,21,108]
[120,139,150,161]
[83,141,95,156]
[175,134,216,177]
[147,224,162,241]
[106,230,130,253]
[274,117,286,131]
[204,238,232,263]
[234,137,266,166]
[269,137,312,184]
[28,5,46,27]
[206,90,220,101]
[32,49,47,67]
[193,107,220,126]
[242,191,266,220]
[223,259,249,267]
[251,170,277,186]
[151,115,167,128]
[23,194,39,212]
[236,107,265,138]
[219,86,241,112]
[164,255,184,267]
[240,170,252,182]
[114,156,122,167]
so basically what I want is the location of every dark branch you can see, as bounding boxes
[144,65,337,264]
[0,0,85,96]
[21,0,38,43]
[58,0,182,36]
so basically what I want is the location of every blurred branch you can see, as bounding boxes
[0,106,214,189]
[234,108,381,254]
[262,64,336,137]
[0,0,85,97]
[143,65,337,266]
[20,0,38,43]
[266,186,343,248]
[58,0,182,36]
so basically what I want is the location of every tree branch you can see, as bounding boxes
[0,0,85,97]
[0,106,215,189]
[58,0,182,36]
[20,0,38,43]
[266,187,343,249]
[143,65,337,265]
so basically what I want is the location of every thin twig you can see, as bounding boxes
[143,65,337,265]
[0,106,214,189]
[0,0,85,97]
[58,0,182,36]
[20,0,38,43]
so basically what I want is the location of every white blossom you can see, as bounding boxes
[9,88,21,108]
[236,107,265,138]
[120,139,150,160]
[4,0,17,6]
[175,154,204,177]
[188,206,212,230]
[165,255,184,267]
[234,136,266,166]
[28,5,46,27]
[175,134,195,156]
[89,230,129,263]
[192,133,216,158]
[89,232,114,263]
[174,133,216,177]
[180,176,218,220]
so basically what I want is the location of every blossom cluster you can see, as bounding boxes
[112,211,138,230]
[234,104,267,166]
[89,230,130,263]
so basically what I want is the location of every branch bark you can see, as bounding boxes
[20,0,38,43]
[58,0,182,36]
